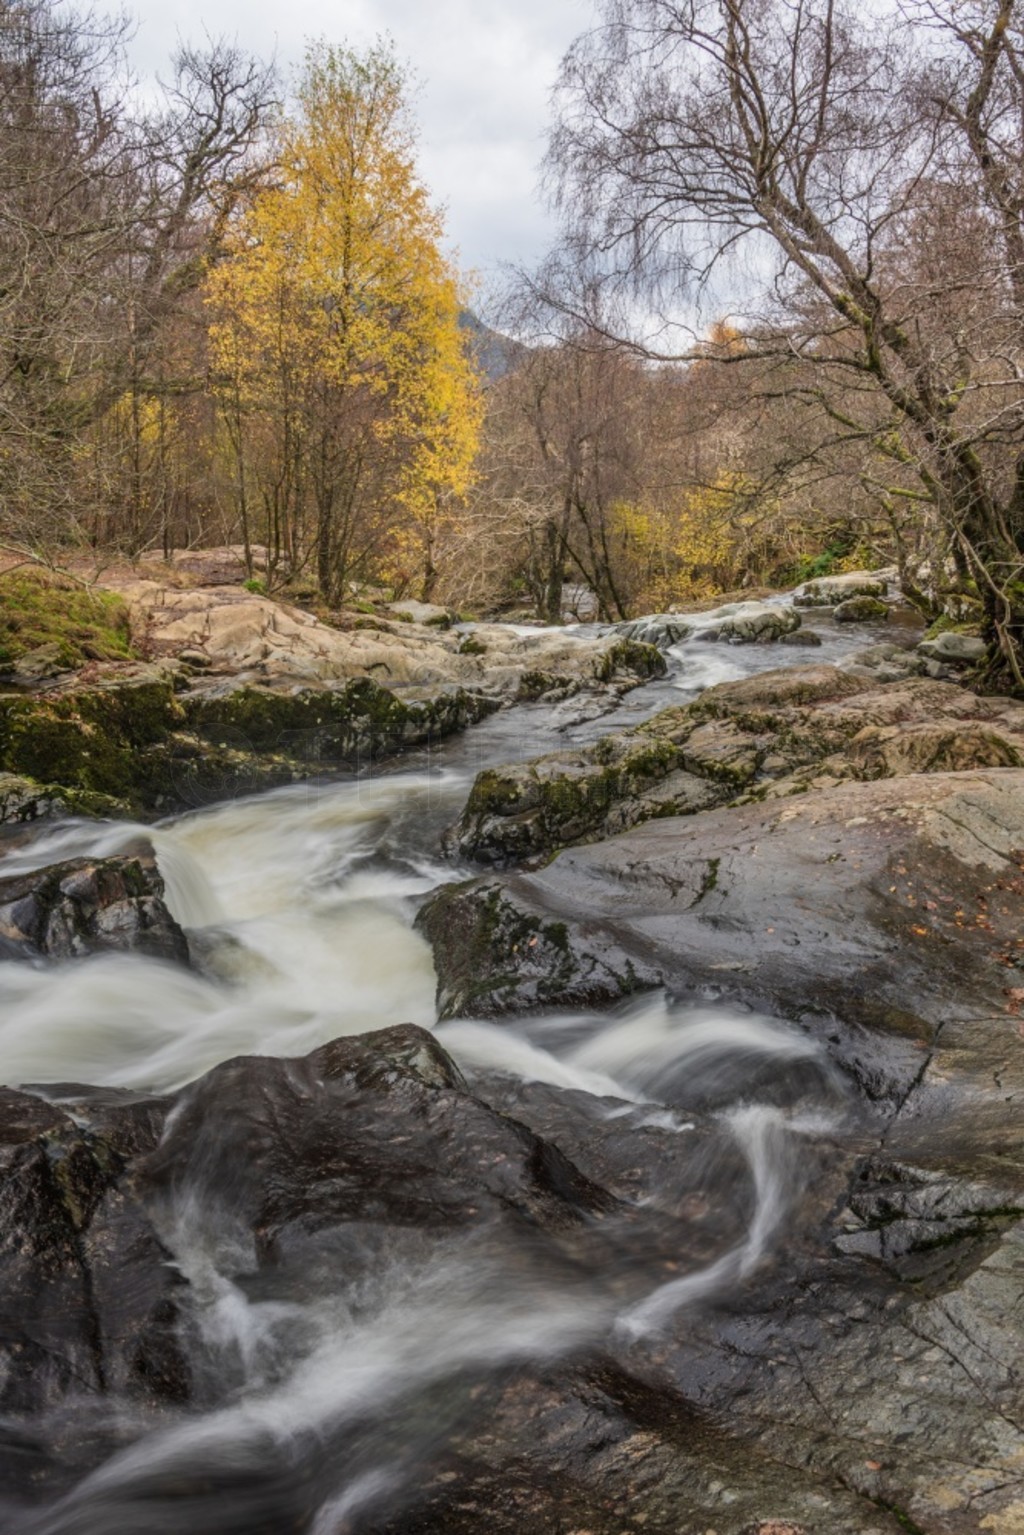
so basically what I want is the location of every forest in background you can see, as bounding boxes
[1,0,1023,687]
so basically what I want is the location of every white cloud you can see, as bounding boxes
[127,0,592,276]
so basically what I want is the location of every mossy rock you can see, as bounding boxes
[0,677,181,801]
[0,570,134,670]
[0,772,129,824]
[593,639,666,683]
[515,670,577,703]
[184,679,495,763]
[833,595,889,622]
[450,730,686,864]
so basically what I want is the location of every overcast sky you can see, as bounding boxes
[128,0,593,284]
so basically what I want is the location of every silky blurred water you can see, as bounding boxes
[0,604,889,1533]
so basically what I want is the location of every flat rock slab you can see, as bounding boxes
[424,770,1024,1115]
[109,576,663,695]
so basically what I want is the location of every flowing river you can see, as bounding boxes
[0,609,902,1533]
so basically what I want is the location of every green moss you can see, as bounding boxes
[184,678,412,754]
[456,634,487,655]
[696,857,721,900]
[0,569,134,670]
[468,768,530,817]
[0,680,181,799]
[922,614,982,640]
[593,639,666,683]
[516,670,559,701]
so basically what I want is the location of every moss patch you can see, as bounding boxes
[593,639,667,683]
[0,678,181,800]
[0,570,134,670]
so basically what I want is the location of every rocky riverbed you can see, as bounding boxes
[2,575,1023,1535]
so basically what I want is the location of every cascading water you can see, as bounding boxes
[0,611,887,1533]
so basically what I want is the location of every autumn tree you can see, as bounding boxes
[206,42,481,604]
[547,0,1024,688]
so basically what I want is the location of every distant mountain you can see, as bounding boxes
[459,311,526,382]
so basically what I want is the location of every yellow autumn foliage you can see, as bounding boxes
[205,41,482,602]
[613,472,765,608]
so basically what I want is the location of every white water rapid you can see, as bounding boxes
[0,609,886,1534]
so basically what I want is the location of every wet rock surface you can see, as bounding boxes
[0,1027,650,1515]
[446,666,1024,864]
[418,756,1024,1531]
[0,1083,189,1436]
[8,623,1024,1534]
[0,851,189,964]
[427,769,1024,1100]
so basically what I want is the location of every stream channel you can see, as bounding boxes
[0,608,907,1534]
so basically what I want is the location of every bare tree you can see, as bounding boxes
[547,0,1024,687]
[0,0,275,557]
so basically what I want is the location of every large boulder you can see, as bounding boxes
[699,600,802,642]
[423,769,1024,1108]
[0,1026,632,1512]
[793,567,894,607]
[0,850,189,964]
[8,1019,1024,1530]
[0,1084,189,1426]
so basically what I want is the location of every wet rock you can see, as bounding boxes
[448,666,1024,864]
[145,1026,617,1263]
[793,568,894,607]
[702,601,801,642]
[364,1360,903,1535]
[0,851,189,964]
[417,880,661,1019]
[424,770,1024,1106]
[833,594,890,622]
[0,1026,627,1506]
[0,1084,188,1421]
[917,630,987,664]
[444,719,713,865]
